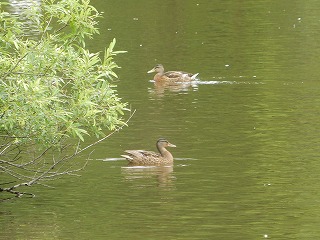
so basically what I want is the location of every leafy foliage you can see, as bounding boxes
[0,0,127,147]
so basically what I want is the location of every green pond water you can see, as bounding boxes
[2,1,320,239]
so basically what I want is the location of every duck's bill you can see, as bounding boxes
[147,68,155,73]
[168,143,176,147]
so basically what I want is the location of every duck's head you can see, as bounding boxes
[157,138,176,148]
[147,64,165,74]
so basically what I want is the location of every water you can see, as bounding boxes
[2,1,320,239]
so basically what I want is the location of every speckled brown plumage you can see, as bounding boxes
[147,64,199,82]
[121,138,176,166]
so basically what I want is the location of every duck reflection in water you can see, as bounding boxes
[121,165,174,188]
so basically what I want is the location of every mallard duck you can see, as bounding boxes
[147,64,199,82]
[121,138,176,165]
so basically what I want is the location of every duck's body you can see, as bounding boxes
[147,64,199,82]
[121,138,176,166]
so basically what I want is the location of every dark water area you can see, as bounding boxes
[2,0,320,239]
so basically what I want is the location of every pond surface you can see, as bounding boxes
[2,0,320,239]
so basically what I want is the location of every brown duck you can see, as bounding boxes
[121,138,176,165]
[147,64,199,82]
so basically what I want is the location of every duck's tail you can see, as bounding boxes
[121,154,133,160]
[191,73,199,80]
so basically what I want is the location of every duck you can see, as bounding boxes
[121,138,176,165]
[147,64,199,82]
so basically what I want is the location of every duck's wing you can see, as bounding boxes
[164,71,198,79]
[122,150,160,160]
[164,71,187,78]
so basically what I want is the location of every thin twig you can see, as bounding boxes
[77,109,136,155]
[41,15,53,41]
